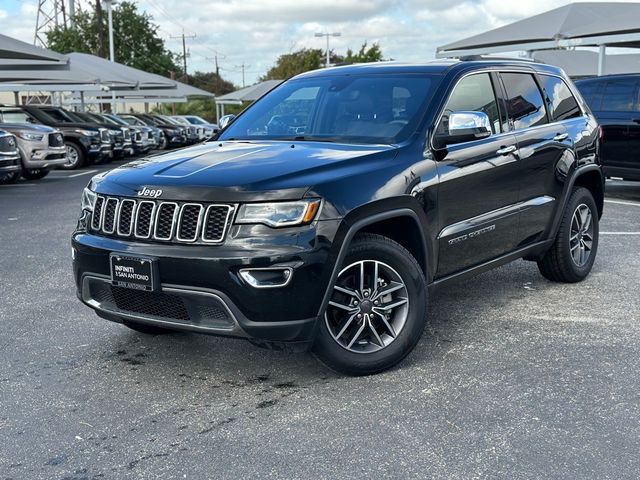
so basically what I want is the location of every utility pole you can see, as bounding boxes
[34,0,66,47]
[235,63,250,88]
[206,55,221,93]
[104,0,116,112]
[315,32,341,68]
[171,30,196,79]
[96,0,106,59]
[69,0,75,27]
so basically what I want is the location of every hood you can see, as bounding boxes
[0,123,57,133]
[95,140,397,202]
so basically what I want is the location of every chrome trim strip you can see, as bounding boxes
[92,195,106,231]
[153,202,179,241]
[133,200,157,239]
[102,197,119,234]
[438,196,555,239]
[176,203,204,242]
[116,199,136,236]
[202,204,234,244]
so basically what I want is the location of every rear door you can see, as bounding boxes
[498,71,573,246]
[433,72,520,277]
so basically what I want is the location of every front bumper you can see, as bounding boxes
[21,145,67,169]
[0,152,20,172]
[72,220,341,346]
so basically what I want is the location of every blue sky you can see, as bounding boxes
[2,0,638,86]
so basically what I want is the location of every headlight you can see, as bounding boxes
[235,200,321,227]
[75,129,99,137]
[18,132,45,142]
[81,187,97,212]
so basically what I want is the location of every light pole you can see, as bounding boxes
[104,0,116,112]
[315,32,341,68]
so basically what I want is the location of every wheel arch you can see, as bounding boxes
[317,205,433,318]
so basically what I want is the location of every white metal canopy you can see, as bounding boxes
[214,79,282,118]
[436,2,640,75]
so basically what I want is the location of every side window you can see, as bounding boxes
[0,110,32,123]
[601,79,639,112]
[438,73,502,135]
[501,73,547,130]
[576,81,603,111]
[540,75,582,121]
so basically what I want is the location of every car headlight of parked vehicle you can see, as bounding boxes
[235,200,321,227]
[18,132,45,142]
[75,129,99,137]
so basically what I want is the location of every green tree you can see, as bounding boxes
[46,2,180,77]
[344,42,383,63]
[262,43,385,80]
[185,71,236,96]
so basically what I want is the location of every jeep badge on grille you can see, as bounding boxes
[137,187,163,198]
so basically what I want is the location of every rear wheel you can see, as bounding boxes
[122,320,174,335]
[313,234,427,376]
[0,171,19,184]
[22,168,50,180]
[61,141,85,170]
[537,187,599,282]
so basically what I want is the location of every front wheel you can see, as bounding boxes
[537,187,599,283]
[61,142,85,170]
[0,171,19,184]
[313,234,428,376]
[22,168,49,180]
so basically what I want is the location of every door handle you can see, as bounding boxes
[553,133,569,141]
[496,145,517,156]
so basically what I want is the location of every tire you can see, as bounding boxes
[313,233,428,376]
[537,187,599,283]
[122,320,174,335]
[159,134,168,150]
[61,141,86,170]
[22,168,49,180]
[0,171,19,184]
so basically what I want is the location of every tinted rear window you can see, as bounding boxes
[539,75,582,121]
[501,73,547,130]
[575,81,603,111]
[601,79,639,111]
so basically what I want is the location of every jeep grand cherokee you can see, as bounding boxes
[72,60,603,375]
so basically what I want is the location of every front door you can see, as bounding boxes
[433,72,521,277]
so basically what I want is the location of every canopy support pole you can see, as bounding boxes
[13,91,19,105]
[144,102,149,113]
[598,45,607,76]
[80,91,86,112]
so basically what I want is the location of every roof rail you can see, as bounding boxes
[459,55,536,62]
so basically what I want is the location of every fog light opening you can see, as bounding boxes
[239,267,293,289]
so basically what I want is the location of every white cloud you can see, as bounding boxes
[3,0,640,86]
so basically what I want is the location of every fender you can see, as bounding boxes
[316,207,430,318]
[547,164,604,241]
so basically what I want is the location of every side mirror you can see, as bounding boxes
[437,111,491,146]
[218,114,236,130]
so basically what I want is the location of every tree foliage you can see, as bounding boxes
[184,71,236,96]
[262,42,384,80]
[46,2,180,77]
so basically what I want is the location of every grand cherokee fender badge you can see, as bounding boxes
[137,187,163,198]
[448,224,496,245]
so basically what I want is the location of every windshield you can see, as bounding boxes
[220,74,437,145]
[104,114,127,126]
[186,116,206,125]
[121,116,144,126]
[172,117,190,125]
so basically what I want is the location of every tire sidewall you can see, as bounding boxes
[62,142,85,170]
[313,235,427,375]
[560,188,599,280]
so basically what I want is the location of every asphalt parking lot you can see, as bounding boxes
[0,163,639,480]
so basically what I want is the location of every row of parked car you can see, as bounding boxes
[0,105,218,184]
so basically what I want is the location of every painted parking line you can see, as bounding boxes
[49,169,98,178]
[604,199,640,207]
[600,232,640,235]
[0,183,36,187]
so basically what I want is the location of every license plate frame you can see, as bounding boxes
[110,253,159,291]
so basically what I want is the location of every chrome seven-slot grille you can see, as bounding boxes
[91,196,234,244]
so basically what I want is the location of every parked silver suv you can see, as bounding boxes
[0,123,67,181]
[0,130,21,184]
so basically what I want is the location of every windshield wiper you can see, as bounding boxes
[278,136,337,143]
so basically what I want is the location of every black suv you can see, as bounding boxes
[73,60,603,375]
[575,74,640,181]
